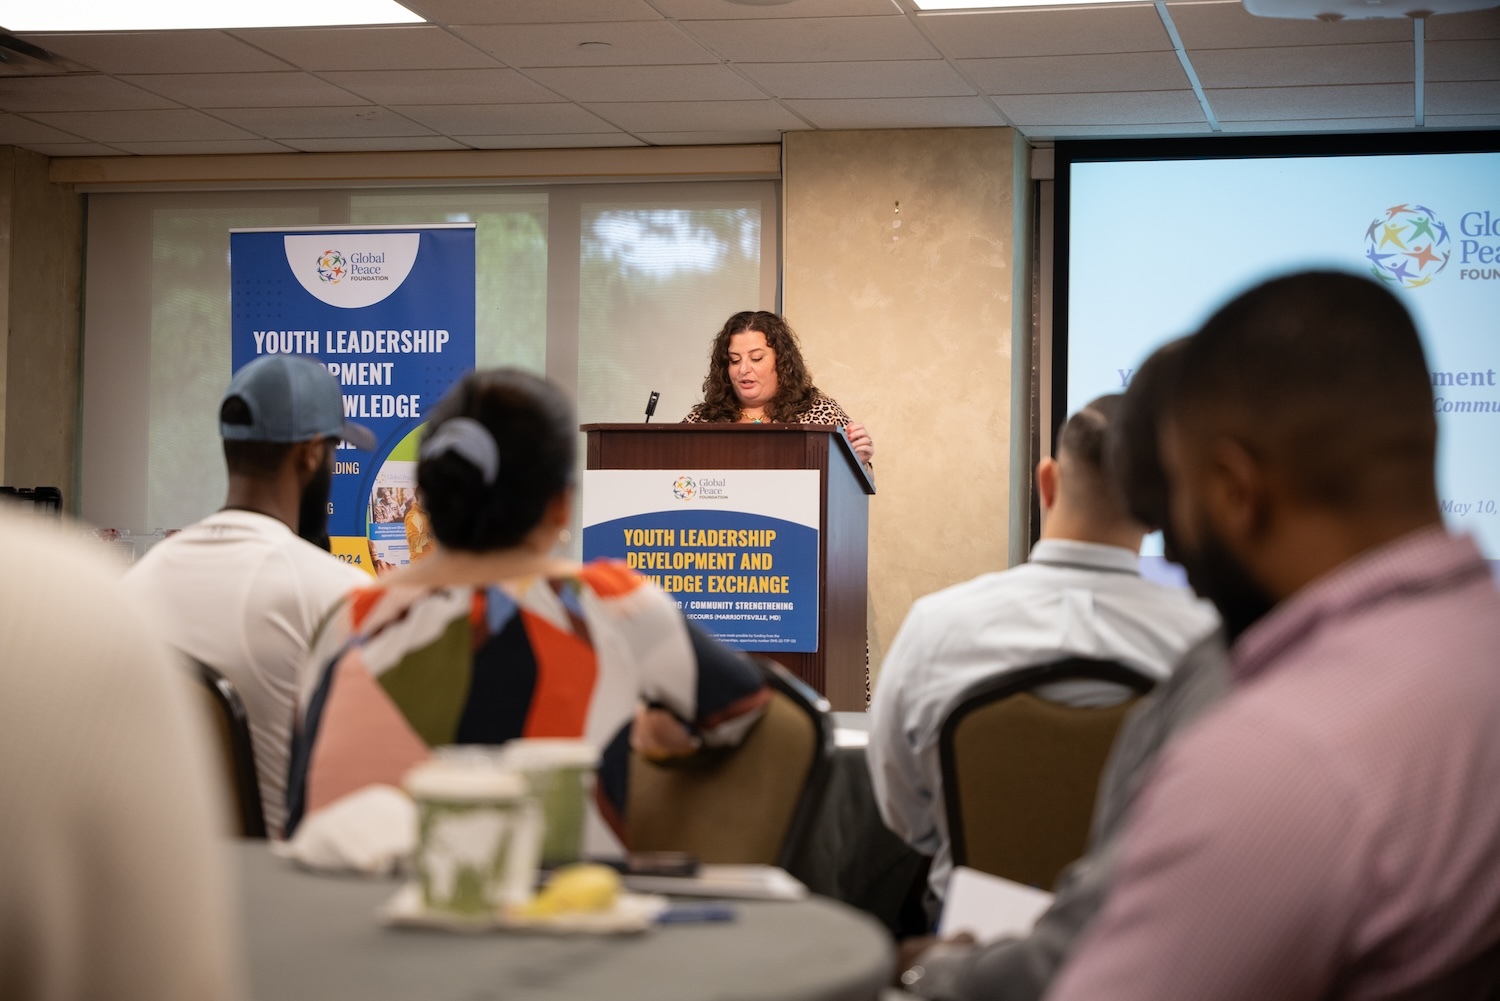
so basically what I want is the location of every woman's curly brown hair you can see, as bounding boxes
[695,311,822,423]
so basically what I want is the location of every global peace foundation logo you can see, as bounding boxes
[672,475,697,501]
[316,249,347,284]
[1364,205,1450,289]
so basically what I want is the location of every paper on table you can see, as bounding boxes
[622,865,807,901]
[937,867,1055,944]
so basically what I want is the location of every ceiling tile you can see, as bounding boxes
[526,64,765,102]
[24,108,258,142]
[1426,41,1500,83]
[1218,117,1416,132]
[682,15,937,61]
[454,133,645,148]
[0,114,91,143]
[785,95,1003,127]
[107,139,295,154]
[17,31,292,74]
[1423,8,1500,39]
[738,59,973,98]
[1192,42,1412,89]
[320,68,564,105]
[582,99,806,131]
[408,0,661,23]
[638,129,784,144]
[656,0,899,17]
[279,136,470,151]
[1208,83,1412,119]
[208,106,437,138]
[1017,122,1211,138]
[1165,2,1409,48]
[994,90,1204,125]
[121,72,370,109]
[17,141,125,156]
[961,52,1187,95]
[453,21,717,66]
[0,75,180,113]
[1426,80,1500,115]
[916,7,1171,58]
[392,102,620,133]
[231,26,497,71]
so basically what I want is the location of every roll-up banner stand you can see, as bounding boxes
[230,225,476,577]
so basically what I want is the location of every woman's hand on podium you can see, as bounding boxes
[845,422,874,466]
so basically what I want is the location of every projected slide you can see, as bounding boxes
[1067,150,1500,562]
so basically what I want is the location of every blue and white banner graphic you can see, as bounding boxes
[230,224,476,576]
[582,469,821,651]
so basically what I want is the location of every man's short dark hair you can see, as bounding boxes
[220,395,294,478]
[1106,340,1187,532]
[1056,394,1135,525]
[1057,394,1124,474]
[1170,270,1435,512]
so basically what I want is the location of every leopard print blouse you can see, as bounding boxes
[682,394,853,426]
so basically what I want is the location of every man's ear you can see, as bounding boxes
[1036,457,1060,513]
[293,438,329,485]
[1202,437,1271,552]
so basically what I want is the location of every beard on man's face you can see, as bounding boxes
[297,452,333,552]
[1177,516,1277,646]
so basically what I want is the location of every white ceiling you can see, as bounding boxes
[0,0,1496,156]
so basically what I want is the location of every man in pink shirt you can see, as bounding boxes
[1048,271,1500,1000]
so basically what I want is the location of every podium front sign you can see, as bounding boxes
[582,469,820,652]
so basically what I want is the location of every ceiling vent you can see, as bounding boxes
[0,32,92,76]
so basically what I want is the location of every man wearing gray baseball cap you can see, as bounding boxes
[129,356,374,837]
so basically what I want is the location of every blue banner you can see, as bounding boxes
[581,469,821,651]
[230,225,476,575]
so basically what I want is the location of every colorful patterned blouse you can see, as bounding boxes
[284,561,769,850]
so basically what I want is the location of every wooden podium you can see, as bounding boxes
[582,423,874,710]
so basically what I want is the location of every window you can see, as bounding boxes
[81,181,779,536]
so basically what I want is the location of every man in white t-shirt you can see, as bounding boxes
[129,355,373,837]
[868,395,1218,904]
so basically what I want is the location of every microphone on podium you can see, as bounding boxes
[643,391,660,423]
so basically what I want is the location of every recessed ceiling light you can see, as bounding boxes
[913,0,1146,7]
[0,0,424,31]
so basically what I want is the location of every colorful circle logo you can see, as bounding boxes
[672,475,697,501]
[1364,205,1450,289]
[316,249,347,284]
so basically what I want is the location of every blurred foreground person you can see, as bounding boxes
[0,509,241,1001]
[285,368,769,851]
[1050,272,1500,1000]
[129,355,373,837]
[896,341,1231,1000]
[869,393,1217,908]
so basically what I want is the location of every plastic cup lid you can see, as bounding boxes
[497,738,600,770]
[403,759,529,802]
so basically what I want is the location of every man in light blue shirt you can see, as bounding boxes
[868,395,1218,904]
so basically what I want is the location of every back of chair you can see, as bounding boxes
[626,659,833,868]
[939,658,1154,890]
[192,660,268,839]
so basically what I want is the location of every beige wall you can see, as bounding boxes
[783,128,1028,686]
[0,146,85,502]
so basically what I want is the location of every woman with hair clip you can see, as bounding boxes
[284,368,770,852]
[686,310,875,472]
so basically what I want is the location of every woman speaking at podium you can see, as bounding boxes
[683,310,875,470]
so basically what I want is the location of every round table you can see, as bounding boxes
[234,841,894,1001]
